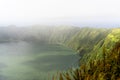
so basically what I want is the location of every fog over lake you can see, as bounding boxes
[0,41,79,80]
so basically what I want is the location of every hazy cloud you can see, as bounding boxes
[0,0,120,26]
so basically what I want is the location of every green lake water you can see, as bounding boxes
[0,42,79,80]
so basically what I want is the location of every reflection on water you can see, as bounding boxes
[0,42,79,80]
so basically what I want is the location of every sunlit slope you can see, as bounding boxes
[81,28,120,64]
[55,40,120,80]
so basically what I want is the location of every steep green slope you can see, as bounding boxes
[54,41,120,80]
[50,27,120,80]
[51,27,120,80]
[65,28,110,56]
[80,28,120,64]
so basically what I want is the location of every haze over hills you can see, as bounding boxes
[0,0,120,79]
[0,25,120,80]
[0,25,119,57]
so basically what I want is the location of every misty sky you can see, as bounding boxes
[0,0,120,27]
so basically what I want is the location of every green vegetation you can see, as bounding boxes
[0,26,119,80]
[49,28,120,80]
[80,28,120,64]
[53,41,120,80]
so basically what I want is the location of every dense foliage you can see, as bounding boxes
[53,41,120,80]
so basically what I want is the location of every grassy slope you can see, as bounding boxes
[54,41,120,80]
[48,27,111,59]
[16,28,120,64]
[49,27,120,80]
[53,27,119,67]
[81,28,120,64]
[66,28,110,54]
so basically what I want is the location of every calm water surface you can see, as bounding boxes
[0,42,79,80]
